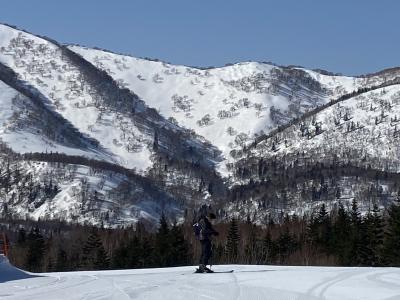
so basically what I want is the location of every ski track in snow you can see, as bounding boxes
[1,263,400,300]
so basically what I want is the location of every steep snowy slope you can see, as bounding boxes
[2,22,400,225]
[0,148,182,226]
[0,25,154,170]
[0,78,183,225]
[70,46,400,177]
[219,83,400,223]
[1,261,400,300]
[0,79,113,159]
[68,47,331,171]
[242,85,400,174]
[0,24,219,174]
[301,67,400,96]
[0,24,216,225]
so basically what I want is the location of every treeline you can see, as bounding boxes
[214,198,400,266]
[2,197,400,272]
[3,216,191,272]
[226,158,400,221]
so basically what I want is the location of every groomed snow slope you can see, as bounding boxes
[1,262,400,299]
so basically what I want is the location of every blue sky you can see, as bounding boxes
[1,0,399,75]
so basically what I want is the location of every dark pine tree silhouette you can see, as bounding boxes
[226,218,240,263]
[25,227,45,272]
[349,199,365,265]
[383,196,400,266]
[169,223,191,266]
[262,231,276,264]
[362,204,384,266]
[370,203,384,265]
[81,230,110,270]
[154,213,171,266]
[56,247,69,271]
[276,227,297,264]
[309,204,333,254]
[333,202,352,265]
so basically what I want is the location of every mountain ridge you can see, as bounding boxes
[0,22,399,226]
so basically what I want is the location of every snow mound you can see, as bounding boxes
[0,255,36,283]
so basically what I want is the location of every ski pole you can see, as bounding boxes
[210,243,213,270]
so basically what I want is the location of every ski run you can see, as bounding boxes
[1,255,400,300]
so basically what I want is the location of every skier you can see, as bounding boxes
[194,208,219,273]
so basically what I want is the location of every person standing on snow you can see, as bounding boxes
[194,210,219,273]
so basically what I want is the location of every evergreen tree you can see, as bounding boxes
[140,237,155,267]
[276,227,297,264]
[383,197,400,266]
[169,224,191,266]
[124,236,143,268]
[317,204,333,252]
[55,247,69,271]
[81,230,109,270]
[370,204,384,265]
[308,204,332,254]
[154,213,171,266]
[357,215,374,266]
[226,218,240,263]
[262,231,276,264]
[112,241,129,269]
[361,204,384,266]
[333,202,352,265]
[349,199,364,265]
[25,227,45,272]
[244,224,259,264]
[17,227,27,246]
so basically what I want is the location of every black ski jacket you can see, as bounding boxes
[198,216,218,241]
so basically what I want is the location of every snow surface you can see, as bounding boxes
[2,23,400,225]
[69,46,398,178]
[246,85,400,174]
[1,257,400,299]
[0,24,152,171]
[0,255,37,284]
[0,80,108,159]
[0,23,395,176]
[0,159,176,227]
[68,47,336,176]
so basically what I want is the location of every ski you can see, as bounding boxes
[211,270,234,273]
[194,269,234,274]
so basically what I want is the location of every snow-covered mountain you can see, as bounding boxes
[1,23,400,225]
[226,83,400,222]
[242,85,400,173]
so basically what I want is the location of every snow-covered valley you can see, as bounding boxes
[1,256,399,300]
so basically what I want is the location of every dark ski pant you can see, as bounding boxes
[200,239,212,266]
